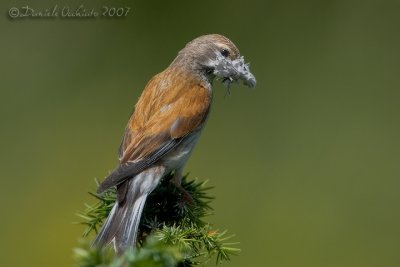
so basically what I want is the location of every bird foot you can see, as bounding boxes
[170,181,195,206]
[180,187,195,206]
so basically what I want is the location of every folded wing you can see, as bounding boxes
[97,71,211,193]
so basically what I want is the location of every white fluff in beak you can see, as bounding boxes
[211,54,256,88]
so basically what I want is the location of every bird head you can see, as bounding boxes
[171,34,256,88]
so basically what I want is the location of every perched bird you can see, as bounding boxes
[93,34,256,253]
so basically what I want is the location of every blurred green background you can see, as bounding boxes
[1,0,400,266]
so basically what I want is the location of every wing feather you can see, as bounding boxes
[97,70,211,193]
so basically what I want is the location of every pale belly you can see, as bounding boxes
[161,131,201,172]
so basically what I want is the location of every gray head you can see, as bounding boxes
[171,34,256,88]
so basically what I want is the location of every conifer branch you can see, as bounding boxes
[75,173,239,266]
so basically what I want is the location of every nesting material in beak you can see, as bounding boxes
[212,54,257,88]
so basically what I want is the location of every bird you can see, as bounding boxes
[93,34,256,254]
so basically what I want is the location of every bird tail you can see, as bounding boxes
[93,166,165,254]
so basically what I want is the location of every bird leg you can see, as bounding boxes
[171,168,194,205]
[171,168,183,187]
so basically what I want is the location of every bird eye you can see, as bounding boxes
[220,49,230,57]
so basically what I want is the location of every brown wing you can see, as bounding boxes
[97,70,211,193]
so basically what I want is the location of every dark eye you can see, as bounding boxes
[221,49,230,57]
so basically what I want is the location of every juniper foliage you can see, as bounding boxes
[75,173,239,267]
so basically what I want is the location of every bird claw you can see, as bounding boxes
[170,181,195,206]
[180,188,195,206]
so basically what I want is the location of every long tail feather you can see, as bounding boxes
[92,166,165,254]
[115,194,147,251]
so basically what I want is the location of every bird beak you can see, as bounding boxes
[241,65,256,88]
[233,56,256,88]
[212,55,256,88]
